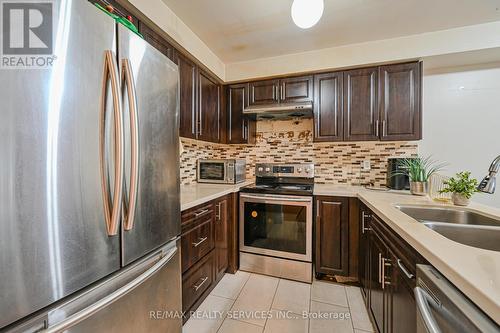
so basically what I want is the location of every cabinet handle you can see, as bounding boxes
[194,209,209,217]
[375,120,380,137]
[382,120,387,136]
[382,257,391,289]
[280,85,284,101]
[193,276,209,291]
[361,211,372,234]
[192,237,208,248]
[216,203,221,221]
[397,259,414,279]
[275,85,279,101]
[378,253,382,284]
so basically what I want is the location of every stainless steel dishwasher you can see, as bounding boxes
[415,265,500,333]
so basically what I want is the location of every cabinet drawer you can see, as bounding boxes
[182,203,213,228]
[181,218,214,273]
[182,251,215,313]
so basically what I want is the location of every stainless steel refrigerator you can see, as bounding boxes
[0,0,181,331]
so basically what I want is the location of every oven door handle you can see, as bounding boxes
[240,193,312,202]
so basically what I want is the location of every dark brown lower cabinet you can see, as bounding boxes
[359,204,371,298]
[181,195,234,322]
[214,195,230,281]
[359,207,425,333]
[368,226,388,333]
[182,251,215,314]
[315,196,349,277]
[387,248,417,333]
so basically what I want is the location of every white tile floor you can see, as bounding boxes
[183,271,375,333]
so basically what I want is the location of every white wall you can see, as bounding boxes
[420,62,500,208]
[225,21,500,82]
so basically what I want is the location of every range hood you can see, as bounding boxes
[243,101,313,120]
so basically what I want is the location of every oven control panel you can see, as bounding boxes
[255,163,315,178]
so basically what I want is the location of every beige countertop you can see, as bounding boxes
[180,180,253,211]
[316,184,500,324]
[181,182,500,323]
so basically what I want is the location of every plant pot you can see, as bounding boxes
[451,193,470,206]
[410,181,429,196]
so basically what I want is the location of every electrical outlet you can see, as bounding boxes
[362,160,371,170]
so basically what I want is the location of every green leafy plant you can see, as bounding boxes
[395,156,446,182]
[439,171,479,199]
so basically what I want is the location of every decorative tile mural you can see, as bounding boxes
[180,119,418,186]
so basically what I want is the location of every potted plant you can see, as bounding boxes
[397,156,446,196]
[439,171,479,206]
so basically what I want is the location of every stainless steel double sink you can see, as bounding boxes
[395,205,500,252]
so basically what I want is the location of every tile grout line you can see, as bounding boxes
[262,277,281,332]
[344,286,356,332]
[211,272,252,300]
[216,272,253,333]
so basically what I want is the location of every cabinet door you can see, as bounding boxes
[248,79,280,106]
[368,228,388,333]
[359,205,371,299]
[379,62,422,141]
[227,84,256,144]
[344,67,379,141]
[313,72,344,142]
[387,249,417,333]
[178,55,197,139]
[198,71,221,142]
[280,75,313,103]
[315,197,349,276]
[214,197,229,281]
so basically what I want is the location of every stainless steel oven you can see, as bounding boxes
[239,193,313,262]
[197,159,246,184]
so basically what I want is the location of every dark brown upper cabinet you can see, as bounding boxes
[343,67,379,141]
[178,55,198,139]
[248,75,312,107]
[248,79,280,106]
[280,75,313,103]
[313,72,344,142]
[139,23,177,63]
[315,196,349,277]
[198,70,221,143]
[379,62,422,141]
[227,84,256,144]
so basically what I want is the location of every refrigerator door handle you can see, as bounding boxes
[100,50,124,236]
[42,246,178,333]
[121,58,139,231]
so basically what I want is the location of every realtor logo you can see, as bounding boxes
[1,0,55,68]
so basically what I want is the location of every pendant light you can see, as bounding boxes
[291,0,324,29]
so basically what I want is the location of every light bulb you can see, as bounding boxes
[291,0,324,29]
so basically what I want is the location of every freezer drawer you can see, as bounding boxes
[6,240,182,333]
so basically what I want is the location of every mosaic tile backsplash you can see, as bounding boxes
[180,119,418,186]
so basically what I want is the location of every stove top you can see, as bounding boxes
[240,183,314,196]
[240,163,315,196]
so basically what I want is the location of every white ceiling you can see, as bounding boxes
[161,0,500,63]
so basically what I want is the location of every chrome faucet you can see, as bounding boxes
[477,155,500,194]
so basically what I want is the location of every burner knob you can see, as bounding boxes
[265,167,271,172]
[297,168,303,173]
[258,167,263,172]
[305,168,311,173]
